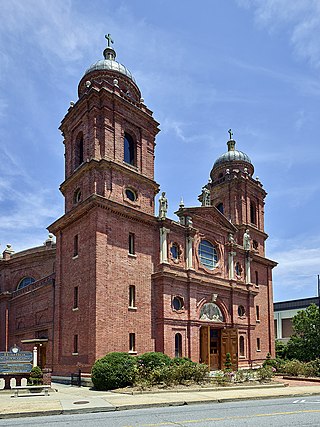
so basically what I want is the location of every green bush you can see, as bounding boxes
[91,352,136,390]
[257,366,273,382]
[28,366,43,385]
[308,359,320,377]
[135,352,171,385]
[282,359,307,377]
[224,352,232,372]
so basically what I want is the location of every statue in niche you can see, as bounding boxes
[200,302,223,322]
[158,192,168,219]
[243,229,251,251]
[228,233,234,243]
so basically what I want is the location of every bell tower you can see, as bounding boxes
[49,36,160,374]
[60,35,160,215]
[208,131,267,254]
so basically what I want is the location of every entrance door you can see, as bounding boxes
[200,326,220,370]
[221,329,238,370]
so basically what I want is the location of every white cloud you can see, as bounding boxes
[238,0,320,68]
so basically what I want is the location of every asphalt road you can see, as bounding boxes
[1,396,320,426]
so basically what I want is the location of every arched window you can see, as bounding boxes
[170,243,180,261]
[250,201,257,225]
[175,333,182,358]
[124,132,135,165]
[75,132,84,169]
[17,277,35,290]
[239,336,245,357]
[198,240,218,270]
[216,203,224,214]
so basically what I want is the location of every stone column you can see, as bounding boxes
[32,346,38,367]
[186,236,194,269]
[245,253,252,284]
[160,227,170,264]
[228,251,236,280]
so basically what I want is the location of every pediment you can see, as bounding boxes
[180,206,237,233]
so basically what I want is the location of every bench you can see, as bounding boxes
[11,385,51,397]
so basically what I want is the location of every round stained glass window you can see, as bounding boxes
[125,188,137,202]
[198,240,218,270]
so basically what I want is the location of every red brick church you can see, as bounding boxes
[0,37,276,377]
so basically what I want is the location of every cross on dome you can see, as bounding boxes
[105,33,114,47]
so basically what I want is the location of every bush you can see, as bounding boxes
[28,366,43,385]
[282,359,307,377]
[257,366,274,382]
[224,352,232,372]
[308,359,320,377]
[275,340,287,359]
[135,352,171,385]
[91,352,136,390]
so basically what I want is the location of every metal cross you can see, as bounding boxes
[228,129,233,140]
[105,33,114,47]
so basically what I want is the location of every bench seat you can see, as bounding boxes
[11,385,51,397]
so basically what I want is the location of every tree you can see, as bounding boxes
[286,304,320,362]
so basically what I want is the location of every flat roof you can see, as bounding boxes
[274,297,319,311]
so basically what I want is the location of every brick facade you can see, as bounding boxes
[0,42,276,376]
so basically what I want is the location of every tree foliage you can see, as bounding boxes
[286,304,320,362]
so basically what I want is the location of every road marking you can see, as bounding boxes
[122,409,320,427]
[293,399,306,403]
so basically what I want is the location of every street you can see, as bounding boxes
[1,396,320,426]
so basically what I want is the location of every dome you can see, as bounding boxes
[83,35,136,83]
[213,147,252,169]
[84,59,136,83]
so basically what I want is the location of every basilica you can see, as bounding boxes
[0,37,276,377]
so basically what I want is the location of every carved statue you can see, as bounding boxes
[158,192,168,219]
[243,229,251,251]
[201,186,211,207]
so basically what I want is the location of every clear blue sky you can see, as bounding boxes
[1,0,320,302]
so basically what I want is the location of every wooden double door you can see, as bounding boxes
[200,326,238,370]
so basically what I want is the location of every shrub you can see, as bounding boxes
[282,359,307,377]
[224,352,232,371]
[257,366,273,382]
[263,357,277,369]
[135,352,171,385]
[308,359,320,377]
[91,352,136,390]
[28,366,43,385]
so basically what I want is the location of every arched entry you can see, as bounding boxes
[199,302,238,370]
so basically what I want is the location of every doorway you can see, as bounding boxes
[200,326,238,370]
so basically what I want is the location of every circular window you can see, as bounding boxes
[125,188,137,202]
[172,296,184,311]
[238,305,246,316]
[74,188,82,204]
[198,240,218,270]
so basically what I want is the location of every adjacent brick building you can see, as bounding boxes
[0,39,277,377]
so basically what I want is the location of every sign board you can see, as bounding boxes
[0,345,33,375]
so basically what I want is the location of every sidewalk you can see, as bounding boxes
[0,378,320,419]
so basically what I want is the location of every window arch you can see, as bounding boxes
[175,333,182,358]
[198,240,218,270]
[250,201,257,225]
[216,203,224,214]
[17,277,35,290]
[75,132,84,169]
[73,188,82,204]
[239,336,245,357]
[124,132,135,165]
